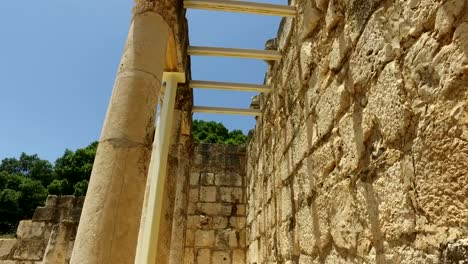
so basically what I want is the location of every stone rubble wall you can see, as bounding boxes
[0,196,84,264]
[184,144,248,264]
[246,0,468,263]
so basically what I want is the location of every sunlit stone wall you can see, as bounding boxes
[246,0,468,263]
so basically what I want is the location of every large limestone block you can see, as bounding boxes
[413,111,468,229]
[0,239,16,258]
[349,12,394,89]
[329,180,363,254]
[194,230,215,247]
[403,33,440,101]
[296,199,330,256]
[337,113,365,174]
[16,221,53,240]
[12,239,46,261]
[435,0,466,36]
[299,0,321,40]
[433,23,468,97]
[364,61,411,144]
[314,81,350,140]
[356,160,416,242]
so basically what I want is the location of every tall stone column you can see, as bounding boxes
[70,4,170,264]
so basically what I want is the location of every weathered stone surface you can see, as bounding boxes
[212,250,230,263]
[0,239,15,259]
[245,0,468,262]
[184,144,247,263]
[194,230,215,247]
[196,249,210,263]
[200,186,217,202]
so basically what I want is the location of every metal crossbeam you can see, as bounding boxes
[190,80,270,93]
[193,106,262,116]
[188,46,282,60]
[184,0,296,17]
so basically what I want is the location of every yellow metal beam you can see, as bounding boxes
[188,46,282,60]
[184,0,297,17]
[190,80,270,93]
[193,106,262,116]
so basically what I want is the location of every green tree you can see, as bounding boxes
[0,153,54,187]
[53,142,97,195]
[192,120,248,145]
[0,142,98,234]
[0,171,47,233]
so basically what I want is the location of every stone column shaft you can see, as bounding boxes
[70,11,170,264]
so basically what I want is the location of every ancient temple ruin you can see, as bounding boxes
[1,0,468,263]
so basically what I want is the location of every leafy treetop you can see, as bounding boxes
[192,119,248,145]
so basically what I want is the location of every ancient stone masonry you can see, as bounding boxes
[0,196,84,264]
[184,144,248,264]
[246,0,468,263]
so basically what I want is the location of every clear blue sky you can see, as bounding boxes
[0,0,283,162]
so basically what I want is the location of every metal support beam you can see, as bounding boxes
[188,46,282,60]
[190,80,270,93]
[184,0,297,17]
[193,106,262,116]
[135,72,186,264]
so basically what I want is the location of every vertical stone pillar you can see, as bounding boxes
[70,6,170,264]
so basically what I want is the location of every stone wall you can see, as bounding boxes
[246,0,468,263]
[184,144,247,264]
[0,196,84,264]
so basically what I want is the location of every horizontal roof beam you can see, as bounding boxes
[184,0,297,17]
[190,80,270,93]
[188,46,282,61]
[193,106,262,116]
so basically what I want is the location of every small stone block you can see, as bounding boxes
[195,230,215,247]
[187,215,200,229]
[200,186,217,202]
[16,221,52,239]
[0,239,16,258]
[212,250,231,264]
[12,239,46,261]
[184,248,195,264]
[197,203,221,215]
[220,187,243,203]
[57,196,76,208]
[186,230,195,247]
[221,204,233,216]
[233,249,246,264]
[215,173,243,186]
[229,217,246,229]
[200,172,215,185]
[189,188,199,202]
[45,195,58,207]
[197,249,211,264]
[190,172,200,185]
[32,208,55,221]
[210,216,229,229]
[216,230,239,249]
[236,204,246,216]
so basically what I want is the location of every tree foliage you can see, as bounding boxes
[0,142,97,234]
[0,120,247,234]
[192,120,248,145]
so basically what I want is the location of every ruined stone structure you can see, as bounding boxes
[2,0,467,263]
[0,196,84,264]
